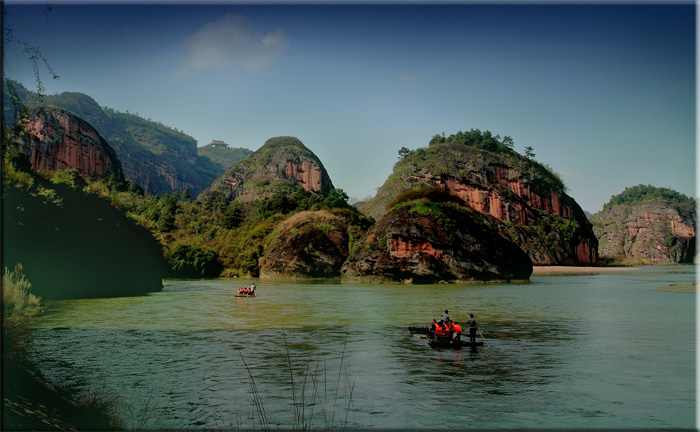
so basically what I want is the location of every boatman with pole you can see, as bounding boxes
[467,313,478,343]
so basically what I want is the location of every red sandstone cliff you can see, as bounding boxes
[342,198,533,283]
[361,142,598,265]
[11,107,125,181]
[591,199,696,263]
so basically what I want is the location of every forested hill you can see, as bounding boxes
[602,184,696,210]
[591,185,696,264]
[2,81,250,196]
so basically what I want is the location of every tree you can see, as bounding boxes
[323,188,349,209]
[397,146,411,160]
[524,146,536,159]
[502,136,514,149]
[181,188,191,200]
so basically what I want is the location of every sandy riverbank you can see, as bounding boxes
[651,283,697,293]
[532,266,639,276]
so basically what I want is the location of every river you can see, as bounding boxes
[29,265,696,430]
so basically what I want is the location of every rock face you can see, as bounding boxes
[361,142,597,265]
[260,210,349,278]
[4,84,234,196]
[342,198,533,283]
[199,136,334,203]
[591,199,696,263]
[12,107,125,181]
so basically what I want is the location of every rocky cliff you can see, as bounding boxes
[361,141,597,265]
[199,136,334,203]
[12,107,125,181]
[260,210,349,278]
[343,193,533,283]
[4,83,236,196]
[591,199,696,263]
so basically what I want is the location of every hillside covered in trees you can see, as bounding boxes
[602,184,696,209]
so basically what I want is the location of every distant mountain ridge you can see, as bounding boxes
[3,81,251,196]
[197,140,253,171]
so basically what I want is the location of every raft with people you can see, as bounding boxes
[409,310,485,349]
[408,326,483,349]
[235,284,257,297]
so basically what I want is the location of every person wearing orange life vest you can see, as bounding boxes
[429,319,438,336]
[446,320,455,341]
[452,322,462,341]
[433,320,446,341]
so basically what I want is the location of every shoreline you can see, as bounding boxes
[532,266,640,275]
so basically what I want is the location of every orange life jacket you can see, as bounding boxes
[453,324,462,333]
[434,324,445,336]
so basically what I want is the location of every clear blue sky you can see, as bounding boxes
[4,1,696,213]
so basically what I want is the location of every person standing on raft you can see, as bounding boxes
[467,313,478,343]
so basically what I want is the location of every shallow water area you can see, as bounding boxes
[30,265,696,429]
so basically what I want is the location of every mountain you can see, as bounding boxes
[197,140,253,171]
[3,82,241,196]
[12,106,125,182]
[361,130,598,266]
[199,136,335,203]
[590,185,696,263]
[342,188,533,283]
[261,210,350,278]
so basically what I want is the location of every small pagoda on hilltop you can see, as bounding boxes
[209,140,229,148]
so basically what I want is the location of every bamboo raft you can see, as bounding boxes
[408,326,484,349]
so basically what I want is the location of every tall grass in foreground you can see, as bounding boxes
[239,330,358,431]
[2,264,126,430]
[3,264,41,361]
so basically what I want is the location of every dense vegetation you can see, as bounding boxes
[2,144,166,299]
[3,140,370,279]
[603,184,696,209]
[401,128,567,195]
[119,183,369,278]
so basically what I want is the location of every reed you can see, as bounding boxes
[2,264,126,430]
[2,264,40,361]
[239,329,358,431]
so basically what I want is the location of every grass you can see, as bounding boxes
[1,264,126,430]
[238,330,358,431]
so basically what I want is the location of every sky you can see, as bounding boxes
[3,1,696,213]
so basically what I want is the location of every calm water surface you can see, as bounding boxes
[30,266,696,430]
